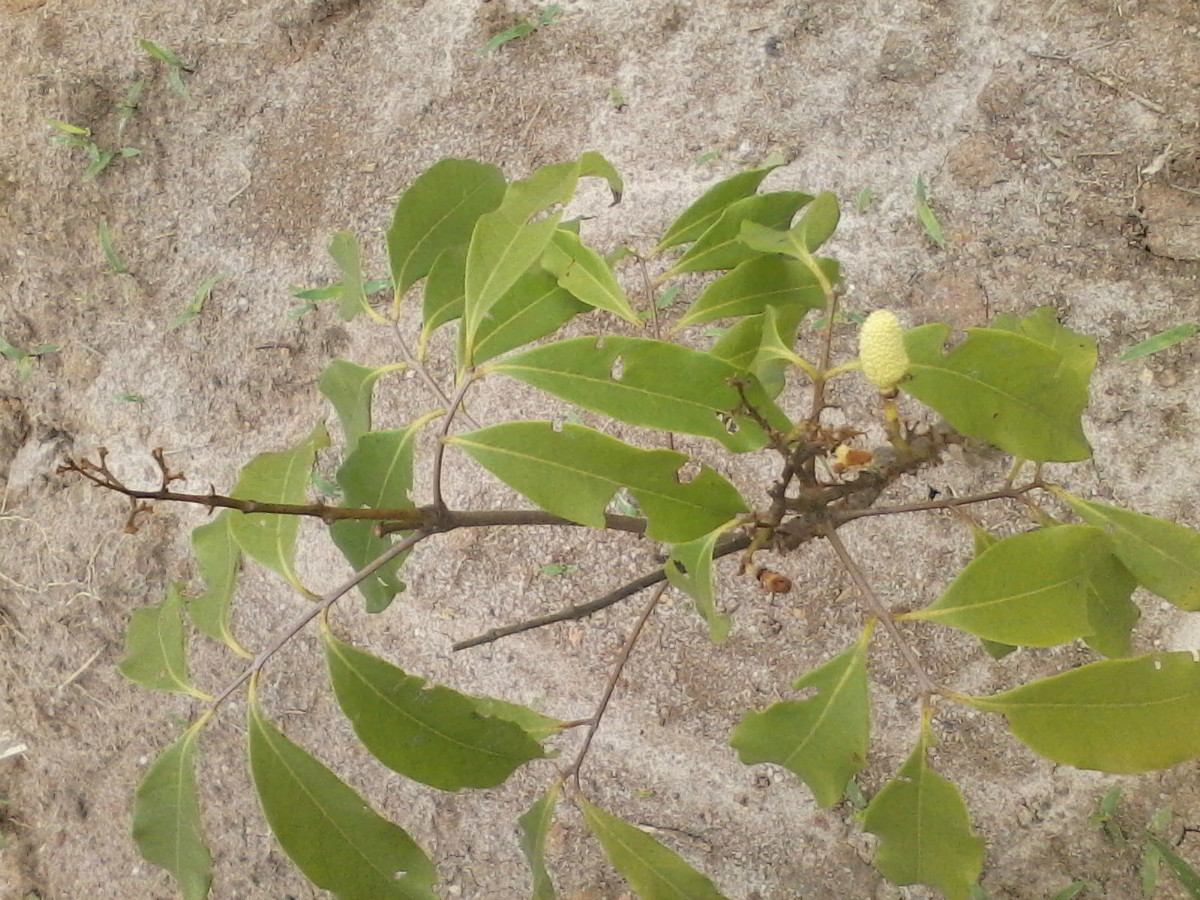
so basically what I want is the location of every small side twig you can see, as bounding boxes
[208,529,432,711]
[566,581,667,791]
[822,522,938,696]
[390,321,481,430]
[831,484,1043,523]
[432,374,476,516]
[453,532,752,651]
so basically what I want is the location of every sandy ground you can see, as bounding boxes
[2,0,1200,898]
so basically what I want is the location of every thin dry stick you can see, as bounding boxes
[208,529,432,710]
[453,532,752,651]
[821,522,938,696]
[390,321,481,430]
[832,485,1043,523]
[567,581,668,791]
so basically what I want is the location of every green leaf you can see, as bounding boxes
[731,628,870,807]
[904,526,1108,646]
[1055,490,1200,611]
[665,524,736,642]
[337,423,426,511]
[464,214,563,359]
[901,310,1095,462]
[519,783,561,900]
[228,423,329,594]
[388,158,507,300]
[469,696,563,743]
[98,217,127,273]
[1146,834,1200,898]
[187,512,249,656]
[323,629,545,790]
[541,228,641,325]
[420,244,469,347]
[448,421,747,543]
[1121,323,1200,360]
[862,722,985,900]
[331,418,433,613]
[118,584,209,699]
[579,798,731,900]
[319,360,399,455]
[708,305,807,398]
[328,231,369,322]
[481,21,535,54]
[654,153,786,252]
[966,525,1017,659]
[969,652,1200,773]
[248,695,438,900]
[664,192,812,277]
[329,522,406,613]
[736,190,840,258]
[485,336,790,452]
[470,265,589,365]
[132,722,212,900]
[675,255,835,329]
[1081,548,1139,658]
[139,38,186,69]
[1048,883,1087,900]
[915,175,948,249]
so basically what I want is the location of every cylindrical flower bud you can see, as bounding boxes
[858,310,909,391]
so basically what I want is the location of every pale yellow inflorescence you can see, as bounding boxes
[858,310,910,391]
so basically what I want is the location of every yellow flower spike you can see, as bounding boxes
[858,310,909,392]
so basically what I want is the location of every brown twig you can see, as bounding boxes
[831,484,1044,523]
[208,529,433,710]
[389,320,481,430]
[566,581,667,791]
[432,374,476,515]
[821,522,938,696]
[453,532,752,651]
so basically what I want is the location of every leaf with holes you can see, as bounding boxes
[248,694,438,900]
[862,721,984,900]
[903,525,1107,647]
[448,421,747,543]
[1055,490,1200,611]
[323,629,546,791]
[969,653,1200,773]
[187,511,248,656]
[901,309,1094,461]
[485,336,790,452]
[119,584,209,699]
[580,798,731,900]
[731,628,870,807]
[654,152,785,252]
[132,721,212,900]
[664,191,812,277]
[228,423,329,594]
[666,523,736,642]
